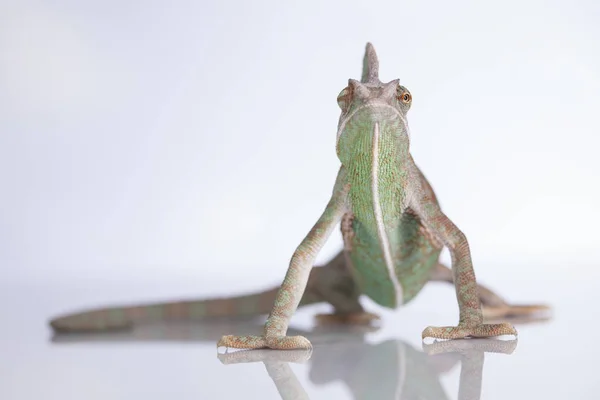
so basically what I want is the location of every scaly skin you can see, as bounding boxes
[216,43,544,349]
[48,43,550,348]
[219,168,351,350]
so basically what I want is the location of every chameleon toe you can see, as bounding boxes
[422,322,517,340]
[422,325,471,340]
[217,335,267,349]
[469,322,517,338]
[216,334,312,350]
[265,335,313,350]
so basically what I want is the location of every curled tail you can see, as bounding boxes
[49,287,284,333]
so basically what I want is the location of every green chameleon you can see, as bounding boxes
[49,43,548,350]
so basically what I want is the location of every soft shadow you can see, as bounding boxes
[52,319,519,400]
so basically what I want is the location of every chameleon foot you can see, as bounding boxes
[421,322,517,340]
[482,303,551,320]
[217,335,312,350]
[315,312,380,325]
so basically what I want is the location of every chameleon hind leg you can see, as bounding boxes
[312,252,380,326]
[315,309,380,326]
[408,198,518,340]
[429,263,551,320]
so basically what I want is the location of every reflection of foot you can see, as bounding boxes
[482,303,551,320]
[217,349,313,365]
[422,322,517,340]
[423,338,518,355]
[217,348,312,400]
[315,312,380,325]
[217,334,312,350]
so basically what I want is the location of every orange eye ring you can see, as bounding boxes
[400,92,412,104]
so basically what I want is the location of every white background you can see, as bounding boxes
[2,0,599,286]
[1,1,599,399]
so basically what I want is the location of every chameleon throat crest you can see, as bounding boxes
[371,121,404,306]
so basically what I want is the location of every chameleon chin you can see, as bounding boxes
[49,43,550,350]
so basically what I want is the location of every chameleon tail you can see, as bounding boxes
[361,42,380,85]
[49,287,285,333]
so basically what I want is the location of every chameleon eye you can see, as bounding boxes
[337,86,353,112]
[399,91,412,104]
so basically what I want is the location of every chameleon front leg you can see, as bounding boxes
[310,251,380,326]
[420,213,516,339]
[218,168,350,350]
[409,167,516,340]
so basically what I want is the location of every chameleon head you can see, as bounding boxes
[335,78,413,166]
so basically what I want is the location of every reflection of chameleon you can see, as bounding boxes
[218,327,517,400]
[51,320,517,400]
[49,43,548,348]
[242,339,516,400]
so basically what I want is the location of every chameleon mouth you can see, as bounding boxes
[336,103,409,153]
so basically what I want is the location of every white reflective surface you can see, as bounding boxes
[2,1,599,398]
[2,267,597,400]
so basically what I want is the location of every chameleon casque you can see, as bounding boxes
[49,43,548,349]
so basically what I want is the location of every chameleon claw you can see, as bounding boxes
[421,322,517,340]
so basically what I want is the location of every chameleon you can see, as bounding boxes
[49,43,549,350]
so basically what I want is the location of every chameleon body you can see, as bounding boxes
[49,44,548,349]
